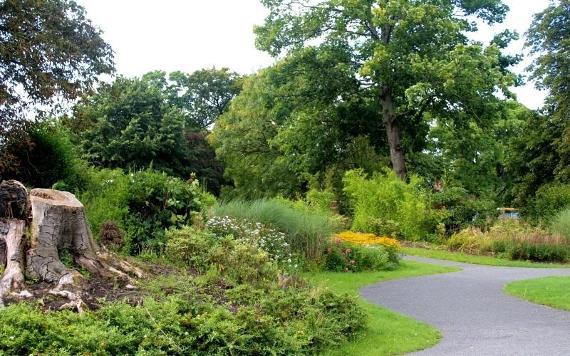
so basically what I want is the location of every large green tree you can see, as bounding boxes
[504,0,570,207]
[527,0,570,118]
[140,69,241,130]
[67,74,225,194]
[255,0,515,179]
[0,0,114,136]
[211,46,386,198]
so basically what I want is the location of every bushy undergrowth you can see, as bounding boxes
[323,238,398,272]
[343,169,438,241]
[80,169,214,254]
[206,216,295,269]
[0,122,89,191]
[211,198,342,261]
[0,224,366,355]
[447,220,570,262]
[431,186,496,234]
[530,184,570,222]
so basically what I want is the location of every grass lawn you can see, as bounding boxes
[505,276,570,311]
[306,261,461,356]
[403,246,570,268]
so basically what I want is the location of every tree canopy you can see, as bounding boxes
[67,73,225,194]
[0,0,114,136]
[255,0,516,179]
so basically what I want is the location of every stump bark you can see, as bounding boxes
[0,181,142,308]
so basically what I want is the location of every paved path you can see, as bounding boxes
[361,256,570,356]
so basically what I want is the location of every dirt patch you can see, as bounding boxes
[2,261,181,311]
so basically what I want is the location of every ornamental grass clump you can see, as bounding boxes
[447,220,570,263]
[211,199,342,261]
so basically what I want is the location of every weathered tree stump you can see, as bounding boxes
[0,181,143,309]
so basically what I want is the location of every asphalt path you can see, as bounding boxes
[361,256,570,356]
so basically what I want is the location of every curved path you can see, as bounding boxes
[361,256,570,356]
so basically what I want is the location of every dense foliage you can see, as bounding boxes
[66,72,226,194]
[80,169,214,254]
[0,0,113,136]
[343,169,438,241]
[255,0,515,179]
[211,199,343,261]
[0,226,365,355]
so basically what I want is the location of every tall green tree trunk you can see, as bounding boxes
[381,89,407,179]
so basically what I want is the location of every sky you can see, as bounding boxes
[77,0,550,109]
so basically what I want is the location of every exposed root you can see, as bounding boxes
[49,289,86,313]
[0,219,26,306]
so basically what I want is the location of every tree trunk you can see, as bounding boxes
[0,181,143,309]
[381,89,407,180]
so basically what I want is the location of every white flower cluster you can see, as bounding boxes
[206,216,295,269]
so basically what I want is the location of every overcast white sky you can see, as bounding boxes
[77,0,550,109]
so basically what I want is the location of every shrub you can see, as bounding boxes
[211,199,341,261]
[206,216,295,269]
[165,226,215,271]
[550,208,570,241]
[80,168,214,255]
[431,186,497,234]
[0,122,89,191]
[531,184,570,222]
[343,169,437,241]
[334,231,401,266]
[323,238,395,272]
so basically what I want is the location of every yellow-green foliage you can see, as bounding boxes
[343,169,436,241]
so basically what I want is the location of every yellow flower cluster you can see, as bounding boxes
[335,231,400,250]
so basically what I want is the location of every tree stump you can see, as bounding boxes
[0,181,143,309]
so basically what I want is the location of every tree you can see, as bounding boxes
[0,0,114,136]
[167,68,242,130]
[211,46,387,198]
[527,0,570,118]
[504,0,570,208]
[67,73,225,194]
[255,0,515,179]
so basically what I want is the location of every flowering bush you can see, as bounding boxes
[206,216,296,269]
[323,238,397,272]
[335,231,400,250]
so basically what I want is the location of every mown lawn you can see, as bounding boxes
[506,276,570,311]
[306,261,460,356]
[403,247,570,268]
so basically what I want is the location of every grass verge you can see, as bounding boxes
[403,247,570,268]
[505,276,570,311]
[306,261,461,355]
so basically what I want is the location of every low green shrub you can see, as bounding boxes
[323,239,396,272]
[0,224,366,355]
[530,184,570,222]
[343,169,437,241]
[431,186,496,234]
[211,199,341,261]
[80,169,214,254]
[206,216,295,269]
[550,208,570,241]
